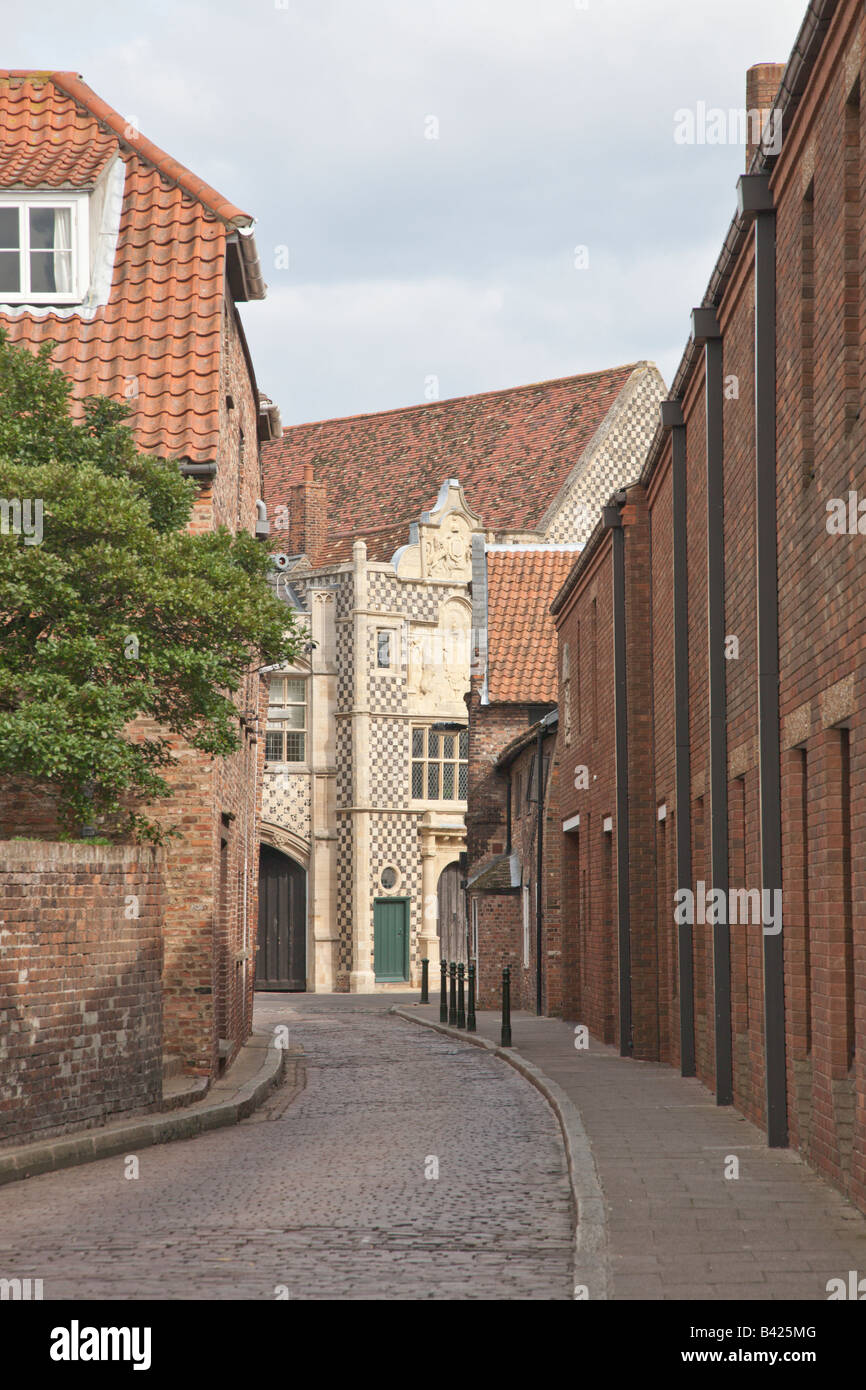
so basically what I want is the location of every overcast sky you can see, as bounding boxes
[8,0,804,424]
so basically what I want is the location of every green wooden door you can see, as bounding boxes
[374,897,409,982]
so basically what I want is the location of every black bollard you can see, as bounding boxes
[500,965,512,1047]
[439,958,448,1023]
[420,957,429,1004]
[449,961,457,1026]
[457,963,466,1029]
[467,963,477,1032]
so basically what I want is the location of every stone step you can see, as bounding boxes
[160,1075,209,1111]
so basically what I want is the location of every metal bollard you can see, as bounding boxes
[467,963,477,1033]
[439,958,448,1023]
[457,963,466,1029]
[420,957,429,1004]
[500,965,512,1047]
[449,961,457,1026]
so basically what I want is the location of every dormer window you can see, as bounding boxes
[0,193,89,304]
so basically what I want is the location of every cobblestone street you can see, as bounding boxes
[0,996,573,1300]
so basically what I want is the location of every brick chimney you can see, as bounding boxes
[288,462,328,567]
[745,63,786,170]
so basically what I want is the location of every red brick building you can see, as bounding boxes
[466,546,579,1011]
[552,0,866,1217]
[0,72,278,1079]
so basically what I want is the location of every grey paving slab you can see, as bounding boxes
[405,1001,866,1301]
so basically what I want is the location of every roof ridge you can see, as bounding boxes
[0,71,252,229]
[276,362,647,435]
[486,543,584,553]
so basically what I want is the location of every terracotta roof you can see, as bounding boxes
[0,71,255,462]
[486,547,580,703]
[262,365,643,562]
[316,519,411,567]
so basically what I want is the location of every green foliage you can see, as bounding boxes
[0,329,303,839]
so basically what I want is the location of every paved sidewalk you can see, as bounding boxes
[402,1002,866,1301]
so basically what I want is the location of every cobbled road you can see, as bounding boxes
[0,995,573,1300]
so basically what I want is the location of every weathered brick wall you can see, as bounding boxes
[554,486,656,1056]
[466,680,561,1013]
[773,0,865,1210]
[548,0,866,1218]
[0,841,163,1145]
[646,450,677,1065]
[475,894,521,1010]
[719,239,765,1130]
[0,781,64,840]
[464,683,529,868]
[142,294,265,1077]
[554,531,618,1045]
[681,363,714,1090]
[507,732,561,1014]
[0,292,266,1081]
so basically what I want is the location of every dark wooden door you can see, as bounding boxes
[256,845,306,990]
[437,862,467,963]
[373,897,409,981]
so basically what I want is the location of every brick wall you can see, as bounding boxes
[0,841,163,1145]
[0,290,266,1081]
[554,486,656,1056]
[466,680,561,1012]
[545,0,866,1218]
[143,294,264,1076]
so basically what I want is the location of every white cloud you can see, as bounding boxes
[5,0,807,418]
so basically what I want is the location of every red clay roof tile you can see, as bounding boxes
[0,71,252,462]
[262,365,642,561]
[486,548,579,703]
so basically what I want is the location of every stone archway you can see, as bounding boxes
[256,844,307,991]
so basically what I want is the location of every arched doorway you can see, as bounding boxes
[437,861,467,963]
[256,845,307,990]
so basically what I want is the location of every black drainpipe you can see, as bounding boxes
[533,711,557,1016]
[691,305,733,1108]
[661,398,696,1078]
[738,172,787,1148]
[604,495,632,1057]
[535,723,544,1016]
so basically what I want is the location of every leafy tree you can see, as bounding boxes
[0,329,302,839]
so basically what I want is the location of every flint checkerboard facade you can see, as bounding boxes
[259,365,665,991]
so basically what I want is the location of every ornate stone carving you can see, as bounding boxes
[423,515,472,579]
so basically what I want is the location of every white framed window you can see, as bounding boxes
[376,629,393,669]
[522,885,531,968]
[0,193,89,304]
[411,725,468,801]
[265,675,307,763]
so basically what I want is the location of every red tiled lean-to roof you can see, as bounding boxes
[0,71,254,462]
[263,365,643,562]
[486,547,580,703]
